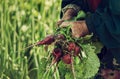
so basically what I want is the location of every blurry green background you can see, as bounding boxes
[0,0,61,79]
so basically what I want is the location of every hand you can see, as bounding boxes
[57,8,78,26]
[60,21,89,38]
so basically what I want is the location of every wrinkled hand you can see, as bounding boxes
[57,8,77,26]
[60,21,89,38]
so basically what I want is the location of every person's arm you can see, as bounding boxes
[85,0,120,48]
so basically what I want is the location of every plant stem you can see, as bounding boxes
[71,56,76,79]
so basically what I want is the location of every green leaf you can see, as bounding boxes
[76,44,100,79]
[75,10,86,20]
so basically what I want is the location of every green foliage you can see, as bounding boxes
[0,0,61,79]
[75,10,86,20]
[77,44,100,79]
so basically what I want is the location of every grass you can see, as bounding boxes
[0,0,61,79]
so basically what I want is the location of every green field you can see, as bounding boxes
[0,0,61,79]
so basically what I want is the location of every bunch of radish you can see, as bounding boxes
[36,33,82,65]
[28,26,100,79]
[33,11,87,66]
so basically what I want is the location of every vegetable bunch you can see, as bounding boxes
[34,26,100,79]
[30,11,100,79]
[36,33,82,65]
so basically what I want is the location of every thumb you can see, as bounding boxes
[59,22,72,27]
[57,20,64,26]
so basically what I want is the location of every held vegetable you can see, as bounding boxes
[37,35,55,45]
[52,48,62,64]
[68,42,76,51]
[62,54,72,64]
[74,46,80,56]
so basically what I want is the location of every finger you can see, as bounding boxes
[57,20,64,26]
[59,22,72,27]
[73,34,80,38]
[72,30,80,38]
[71,26,81,38]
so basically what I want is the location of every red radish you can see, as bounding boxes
[52,48,62,58]
[37,35,55,45]
[52,48,62,64]
[62,54,72,64]
[74,46,80,56]
[68,42,76,51]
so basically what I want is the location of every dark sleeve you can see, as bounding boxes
[85,0,120,48]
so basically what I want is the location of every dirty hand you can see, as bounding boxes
[60,21,89,38]
[57,8,78,26]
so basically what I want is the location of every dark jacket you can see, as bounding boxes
[61,0,120,63]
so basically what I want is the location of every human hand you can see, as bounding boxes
[59,21,89,38]
[57,8,78,26]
